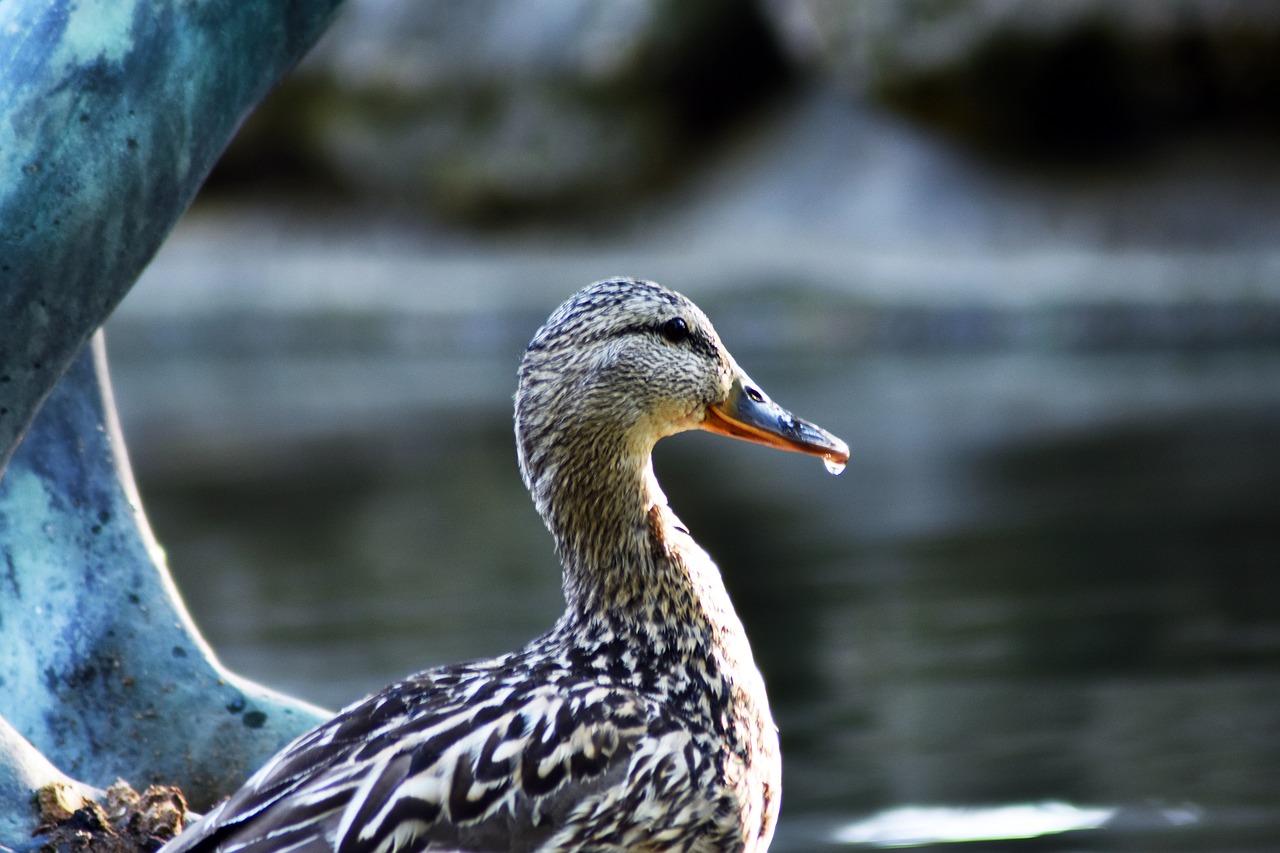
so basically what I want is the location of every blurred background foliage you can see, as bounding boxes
[107,2,1280,850]
[210,0,1280,223]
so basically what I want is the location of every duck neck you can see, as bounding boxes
[522,421,777,840]
[528,434,727,648]
[532,436,774,763]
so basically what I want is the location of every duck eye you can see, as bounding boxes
[660,317,690,344]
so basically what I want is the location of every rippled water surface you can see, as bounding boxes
[118,342,1280,851]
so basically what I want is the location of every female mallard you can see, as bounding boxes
[163,278,848,853]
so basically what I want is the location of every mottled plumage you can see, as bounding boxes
[162,278,848,853]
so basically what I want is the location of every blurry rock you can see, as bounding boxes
[214,0,790,222]
[761,0,1280,153]
[35,780,187,853]
[35,781,94,828]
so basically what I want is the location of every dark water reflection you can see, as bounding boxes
[125,348,1280,851]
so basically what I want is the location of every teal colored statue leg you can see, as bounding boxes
[0,1,346,841]
[0,335,331,847]
[0,0,343,472]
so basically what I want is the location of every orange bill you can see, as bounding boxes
[702,368,849,470]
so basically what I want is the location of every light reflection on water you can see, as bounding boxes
[118,347,1280,851]
[831,801,1118,846]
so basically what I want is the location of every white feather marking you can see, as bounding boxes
[372,819,430,853]
[491,736,524,763]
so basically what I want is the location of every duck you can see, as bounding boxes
[160,278,848,853]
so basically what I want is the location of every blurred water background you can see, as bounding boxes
[105,2,1280,850]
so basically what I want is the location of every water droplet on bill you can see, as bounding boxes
[823,456,846,476]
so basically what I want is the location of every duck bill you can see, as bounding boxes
[703,369,849,468]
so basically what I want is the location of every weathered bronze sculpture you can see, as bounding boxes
[0,0,344,844]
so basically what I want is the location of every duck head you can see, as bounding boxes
[515,279,848,512]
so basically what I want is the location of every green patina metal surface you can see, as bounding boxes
[0,0,343,470]
[0,338,331,817]
[0,1,343,845]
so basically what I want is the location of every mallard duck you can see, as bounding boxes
[162,278,848,853]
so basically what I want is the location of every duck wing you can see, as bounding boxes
[164,670,648,853]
